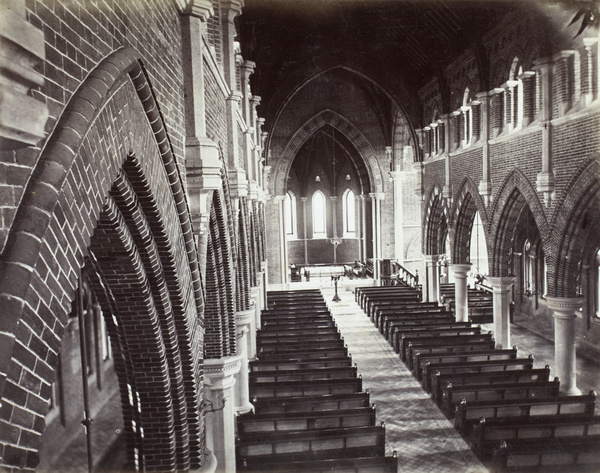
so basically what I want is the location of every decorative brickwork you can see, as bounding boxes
[0,49,203,471]
[451,178,489,265]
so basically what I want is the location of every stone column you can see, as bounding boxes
[371,193,384,281]
[534,58,555,207]
[360,194,368,261]
[488,277,516,349]
[301,196,308,264]
[583,39,598,106]
[203,356,241,473]
[276,195,288,284]
[451,264,472,322]
[476,92,492,206]
[390,171,403,263]
[234,309,254,413]
[423,255,440,304]
[249,286,260,360]
[546,296,584,395]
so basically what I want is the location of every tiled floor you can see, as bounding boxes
[319,285,489,473]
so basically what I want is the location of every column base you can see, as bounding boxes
[236,401,255,415]
[560,385,582,396]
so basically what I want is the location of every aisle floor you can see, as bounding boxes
[319,285,489,473]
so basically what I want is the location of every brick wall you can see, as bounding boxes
[0,50,204,471]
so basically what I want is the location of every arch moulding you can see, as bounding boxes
[270,109,384,197]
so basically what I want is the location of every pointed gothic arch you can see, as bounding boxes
[423,184,449,256]
[0,48,204,470]
[271,109,383,197]
[489,168,549,277]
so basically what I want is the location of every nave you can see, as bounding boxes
[307,283,600,473]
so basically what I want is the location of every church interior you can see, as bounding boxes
[0,0,599,472]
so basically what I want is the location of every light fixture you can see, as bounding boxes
[345,174,351,181]
[315,175,321,182]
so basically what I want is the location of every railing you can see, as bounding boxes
[391,261,419,288]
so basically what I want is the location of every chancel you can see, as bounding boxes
[0,0,599,472]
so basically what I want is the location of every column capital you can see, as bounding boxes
[545,296,584,317]
[487,276,516,292]
[423,254,442,265]
[235,308,254,326]
[300,196,308,202]
[389,170,403,181]
[583,37,598,49]
[369,192,385,201]
[250,95,262,108]
[241,60,256,78]
[228,167,248,199]
[203,355,242,389]
[220,0,244,21]
[182,0,214,19]
[451,263,472,277]
[228,90,243,104]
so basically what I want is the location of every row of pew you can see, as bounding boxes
[236,289,397,472]
[439,282,498,324]
[355,285,600,472]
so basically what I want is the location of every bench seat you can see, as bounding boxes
[404,333,494,363]
[238,455,398,472]
[251,357,353,372]
[490,436,600,472]
[430,367,551,404]
[423,356,535,392]
[407,340,496,371]
[413,347,518,380]
[236,425,386,463]
[441,378,560,418]
[393,324,478,352]
[237,406,376,434]
[252,392,372,414]
[398,329,487,359]
[257,346,349,362]
[454,391,597,436]
[250,366,357,383]
[472,413,600,457]
[250,377,363,398]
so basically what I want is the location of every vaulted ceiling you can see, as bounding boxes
[237,0,529,132]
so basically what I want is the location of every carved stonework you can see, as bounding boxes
[0,2,49,149]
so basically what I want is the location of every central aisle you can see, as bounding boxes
[320,286,489,473]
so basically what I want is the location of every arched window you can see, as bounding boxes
[523,239,533,295]
[462,88,473,147]
[507,58,524,132]
[469,211,489,277]
[595,249,600,317]
[284,191,296,238]
[343,189,356,236]
[312,190,326,237]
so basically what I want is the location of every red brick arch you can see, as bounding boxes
[422,184,449,255]
[271,109,384,197]
[549,158,600,298]
[451,178,490,265]
[488,168,549,277]
[0,48,204,470]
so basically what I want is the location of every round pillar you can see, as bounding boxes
[423,255,440,304]
[249,286,261,360]
[203,355,241,473]
[451,263,472,322]
[488,276,516,349]
[234,309,255,414]
[546,296,584,395]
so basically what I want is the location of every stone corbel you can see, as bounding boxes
[228,167,248,199]
[181,0,214,20]
[0,3,49,149]
[247,180,259,200]
[186,137,223,233]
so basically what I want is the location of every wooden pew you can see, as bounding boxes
[441,378,560,418]
[259,338,345,354]
[407,338,496,371]
[422,356,535,393]
[413,347,518,380]
[471,412,600,457]
[386,319,470,344]
[237,406,376,434]
[397,327,486,359]
[378,307,452,335]
[392,323,477,352]
[250,377,363,398]
[249,365,357,383]
[258,331,341,345]
[430,366,551,405]
[236,425,387,467]
[454,390,597,436]
[372,301,441,324]
[257,326,339,340]
[251,357,353,372]
[251,392,372,414]
[490,436,600,472]
[239,455,398,473]
[258,346,349,362]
